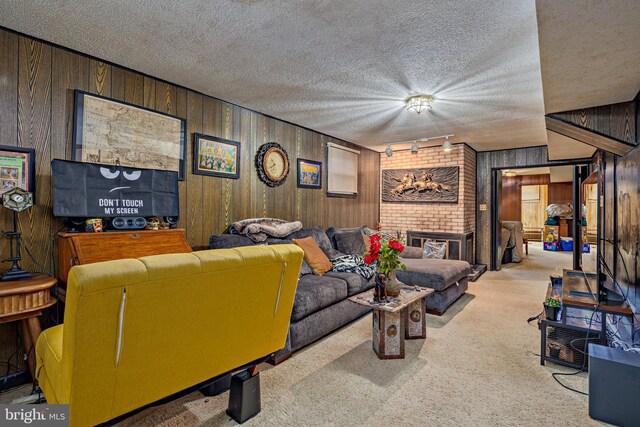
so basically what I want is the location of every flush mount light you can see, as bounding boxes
[503,170,517,177]
[411,141,419,154]
[406,95,434,114]
[442,136,452,152]
[385,145,393,157]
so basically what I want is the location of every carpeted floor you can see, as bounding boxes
[116,242,604,426]
[0,242,605,426]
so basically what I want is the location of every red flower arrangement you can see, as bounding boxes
[363,234,406,275]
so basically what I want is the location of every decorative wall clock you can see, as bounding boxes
[256,142,290,187]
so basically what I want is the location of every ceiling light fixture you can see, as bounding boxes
[503,170,517,177]
[406,95,434,114]
[442,136,452,152]
[411,141,419,154]
[385,145,393,157]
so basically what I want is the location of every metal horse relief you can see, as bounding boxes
[382,167,459,203]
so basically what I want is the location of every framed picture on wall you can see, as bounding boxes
[72,90,187,180]
[193,133,241,179]
[297,158,322,189]
[0,146,35,200]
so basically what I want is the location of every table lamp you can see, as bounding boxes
[1,187,33,281]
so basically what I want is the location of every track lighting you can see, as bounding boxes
[382,134,454,156]
[442,136,452,152]
[411,141,419,154]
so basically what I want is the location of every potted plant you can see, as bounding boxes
[543,297,562,321]
[363,234,406,297]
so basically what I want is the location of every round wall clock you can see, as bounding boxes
[256,142,290,187]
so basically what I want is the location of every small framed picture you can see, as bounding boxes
[297,158,322,189]
[0,145,35,200]
[193,133,241,179]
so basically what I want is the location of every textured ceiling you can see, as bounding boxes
[0,0,549,151]
[536,0,640,114]
[546,130,596,161]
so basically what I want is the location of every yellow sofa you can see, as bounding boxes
[35,245,303,426]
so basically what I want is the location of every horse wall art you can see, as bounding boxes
[381,167,459,203]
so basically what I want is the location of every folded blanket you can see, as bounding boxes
[331,254,375,279]
[229,218,302,243]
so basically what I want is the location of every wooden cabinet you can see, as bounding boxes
[57,229,192,291]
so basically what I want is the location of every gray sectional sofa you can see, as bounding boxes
[210,225,470,363]
[397,246,470,315]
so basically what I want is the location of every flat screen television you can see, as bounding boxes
[52,159,179,218]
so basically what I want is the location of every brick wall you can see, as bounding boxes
[379,144,476,236]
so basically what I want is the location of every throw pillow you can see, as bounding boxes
[288,226,344,259]
[363,226,395,242]
[266,238,314,276]
[363,233,370,249]
[333,228,367,255]
[299,260,314,276]
[292,236,333,276]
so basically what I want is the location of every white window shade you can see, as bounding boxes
[327,143,359,196]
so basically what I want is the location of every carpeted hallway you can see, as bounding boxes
[116,243,604,427]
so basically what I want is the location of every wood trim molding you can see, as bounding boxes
[545,116,634,157]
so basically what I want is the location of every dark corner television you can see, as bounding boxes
[52,159,179,220]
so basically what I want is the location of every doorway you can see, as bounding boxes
[490,163,596,271]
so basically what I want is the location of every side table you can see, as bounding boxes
[0,274,57,379]
[349,286,434,359]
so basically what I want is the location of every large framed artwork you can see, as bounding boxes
[382,167,459,203]
[0,146,35,200]
[193,133,241,179]
[297,158,322,189]
[73,90,187,180]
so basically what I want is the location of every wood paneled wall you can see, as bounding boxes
[476,146,576,267]
[550,101,636,145]
[0,28,380,371]
[548,97,638,310]
[500,174,573,222]
[478,97,636,269]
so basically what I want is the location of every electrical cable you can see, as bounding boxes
[599,237,632,291]
[527,312,542,324]
[550,303,600,396]
[599,253,629,301]
[21,240,54,278]
[0,324,22,394]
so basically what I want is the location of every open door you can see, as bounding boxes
[491,169,503,270]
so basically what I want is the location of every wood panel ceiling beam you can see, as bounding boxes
[545,116,635,157]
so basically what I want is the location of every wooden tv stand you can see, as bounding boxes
[56,229,192,301]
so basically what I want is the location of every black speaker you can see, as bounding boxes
[64,217,86,233]
[163,216,179,228]
[111,217,147,230]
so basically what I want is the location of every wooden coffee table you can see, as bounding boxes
[349,285,434,359]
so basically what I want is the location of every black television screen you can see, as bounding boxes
[52,159,179,218]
